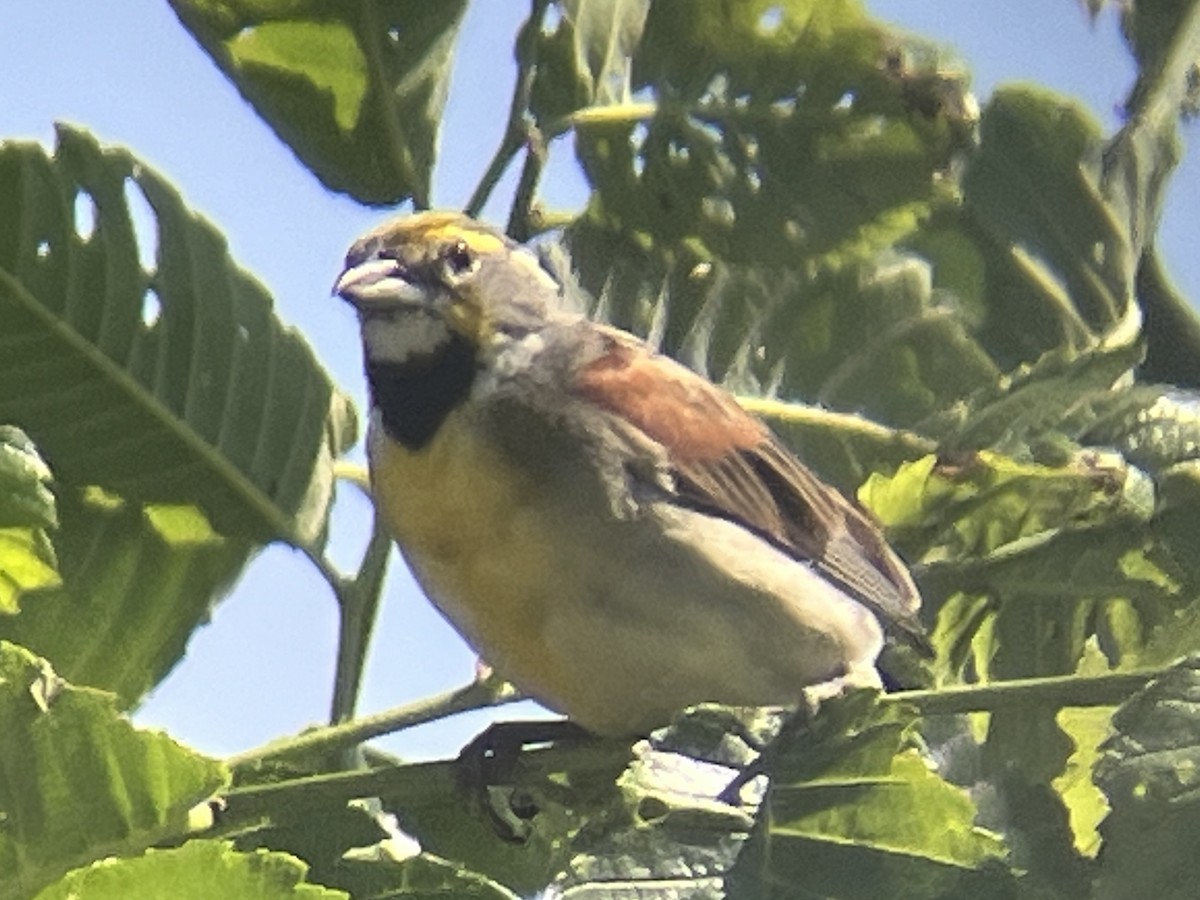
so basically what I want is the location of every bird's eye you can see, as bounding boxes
[444,240,475,276]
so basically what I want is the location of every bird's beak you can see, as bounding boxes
[333,258,426,310]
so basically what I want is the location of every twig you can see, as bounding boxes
[735,395,936,455]
[507,126,548,242]
[328,514,394,726]
[227,677,522,769]
[464,0,552,219]
[886,668,1160,716]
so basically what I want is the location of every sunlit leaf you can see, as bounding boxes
[0,643,228,900]
[0,427,59,614]
[0,488,253,705]
[33,840,346,900]
[0,125,356,550]
[167,0,468,205]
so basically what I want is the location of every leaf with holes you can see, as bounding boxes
[0,642,228,900]
[0,124,356,550]
[167,0,468,206]
[0,126,355,700]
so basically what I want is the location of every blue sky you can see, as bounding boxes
[2,2,1197,760]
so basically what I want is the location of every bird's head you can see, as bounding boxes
[333,211,561,366]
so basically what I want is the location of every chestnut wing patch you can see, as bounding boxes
[574,330,924,641]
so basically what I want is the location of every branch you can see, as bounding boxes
[227,676,522,769]
[735,395,936,455]
[887,668,1160,716]
[328,513,394,726]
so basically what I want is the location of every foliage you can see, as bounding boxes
[2,0,1200,896]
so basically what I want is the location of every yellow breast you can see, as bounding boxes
[367,408,571,699]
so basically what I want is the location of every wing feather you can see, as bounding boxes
[573,326,927,650]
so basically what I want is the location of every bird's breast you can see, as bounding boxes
[367,408,572,694]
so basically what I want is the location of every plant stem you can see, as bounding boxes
[220,735,619,825]
[887,668,1160,716]
[464,0,551,220]
[736,395,936,455]
[228,677,521,769]
[507,126,548,242]
[328,514,394,727]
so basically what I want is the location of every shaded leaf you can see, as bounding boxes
[562,0,980,420]
[0,124,356,550]
[331,852,522,900]
[728,693,1010,899]
[0,642,228,900]
[958,89,1132,360]
[928,314,1145,455]
[530,0,652,127]
[33,840,346,900]
[233,782,521,900]
[1137,250,1200,389]
[167,0,468,206]
[382,736,632,898]
[1093,654,1200,899]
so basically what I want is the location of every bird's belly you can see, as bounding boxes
[369,415,882,736]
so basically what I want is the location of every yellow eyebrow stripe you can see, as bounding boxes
[421,223,506,255]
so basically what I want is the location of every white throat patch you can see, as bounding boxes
[360,312,454,364]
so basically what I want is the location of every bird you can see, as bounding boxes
[333,211,926,738]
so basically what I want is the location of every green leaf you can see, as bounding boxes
[1137,250,1200,389]
[33,840,347,900]
[958,88,1132,360]
[0,125,356,551]
[1052,644,1117,860]
[0,487,253,705]
[167,0,468,206]
[0,527,59,617]
[0,643,228,900]
[558,0,985,435]
[0,426,55,530]
[1093,654,1200,900]
[530,0,652,127]
[330,853,521,900]
[1081,384,1200,474]
[570,0,969,269]
[860,448,1177,808]
[729,693,1010,898]
[860,451,1155,568]
[0,427,59,614]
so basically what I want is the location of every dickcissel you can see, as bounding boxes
[334,212,925,737]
